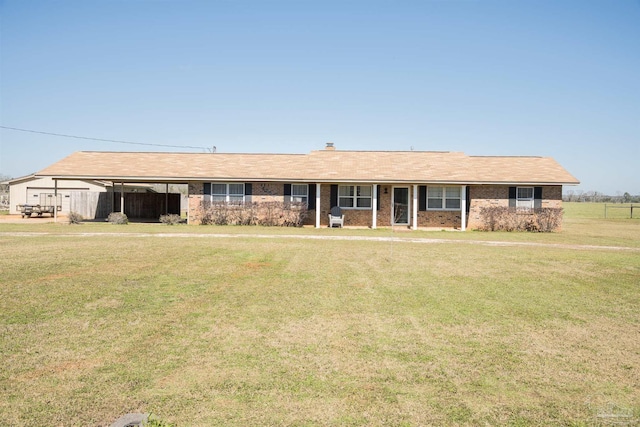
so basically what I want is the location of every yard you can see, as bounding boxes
[0,203,638,426]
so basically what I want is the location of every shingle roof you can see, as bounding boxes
[35,150,579,185]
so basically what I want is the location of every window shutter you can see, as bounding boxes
[466,186,471,215]
[376,186,381,211]
[308,184,316,210]
[203,183,211,203]
[282,184,291,203]
[419,186,427,211]
[534,187,543,209]
[330,185,338,208]
[245,183,252,203]
[508,187,516,208]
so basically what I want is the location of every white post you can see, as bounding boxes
[315,183,321,228]
[372,184,378,229]
[54,179,58,223]
[165,183,169,215]
[120,183,125,214]
[461,185,467,231]
[412,184,418,230]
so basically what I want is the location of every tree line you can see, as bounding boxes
[563,190,640,203]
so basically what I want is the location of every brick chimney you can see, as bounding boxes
[325,142,335,151]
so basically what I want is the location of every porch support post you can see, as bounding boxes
[461,185,466,231]
[120,182,125,214]
[412,184,418,230]
[315,183,321,228]
[372,184,377,229]
[165,183,169,215]
[54,179,58,223]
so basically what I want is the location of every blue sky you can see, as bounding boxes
[1,0,638,195]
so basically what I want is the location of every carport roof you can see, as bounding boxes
[35,149,580,185]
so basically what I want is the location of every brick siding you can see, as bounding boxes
[188,182,564,229]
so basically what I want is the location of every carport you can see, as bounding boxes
[47,178,184,222]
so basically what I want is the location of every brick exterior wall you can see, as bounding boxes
[188,182,563,229]
[188,182,318,225]
[466,185,563,230]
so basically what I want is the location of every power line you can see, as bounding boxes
[0,125,209,150]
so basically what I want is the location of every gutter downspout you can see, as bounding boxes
[315,183,321,228]
[372,184,377,229]
[412,184,418,230]
[461,185,466,231]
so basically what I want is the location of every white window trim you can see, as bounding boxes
[338,184,373,210]
[516,186,534,211]
[427,186,461,211]
[210,183,245,203]
[290,183,308,204]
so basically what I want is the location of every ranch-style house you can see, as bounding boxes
[34,143,579,230]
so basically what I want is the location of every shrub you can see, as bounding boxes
[199,201,308,227]
[159,214,183,225]
[67,211,83,225]
[107,212,128,224]
[478,207,562,232]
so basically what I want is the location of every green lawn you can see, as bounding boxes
[0,205,639,426]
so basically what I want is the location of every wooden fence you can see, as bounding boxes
[70,191,180,220]
[604,204,639,219]
[113,192,181,219]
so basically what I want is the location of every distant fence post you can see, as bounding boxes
[604,203,639,219]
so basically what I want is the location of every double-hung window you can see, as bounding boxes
[291,184,308,204]
[339,185,372,209]
[427,186,461,210]
[211,183,245,203]
[516,187,534,211]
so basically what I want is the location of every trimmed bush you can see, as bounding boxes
[107,212,128,225]
[478,207,563,232]
[199,201,308,227]
[159,214,183,225]
[67,211,83,225]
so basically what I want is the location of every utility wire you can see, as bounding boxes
[0,125,209,150]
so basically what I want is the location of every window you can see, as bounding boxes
[291,184,308,204]
[211,183,244,203]
[339,185,372,209]
[516,187,534,211]
[427,186,461,210]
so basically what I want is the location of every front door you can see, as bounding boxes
[392,187,410,225]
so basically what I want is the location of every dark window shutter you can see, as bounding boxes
[203,183,211,203]
[419,186,427,211]
[376,186,381,211]
[534,186,543,209]
[466,186,471,214]
[284,183,292,197]
[508,187,516,208]
[245,183,252,203]
[330,185,338,208]
[308,184,316,210]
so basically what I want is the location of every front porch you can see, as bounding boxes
[313,184,467,231]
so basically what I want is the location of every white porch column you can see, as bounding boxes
[412,184,418,230]
[461,185,467,231]
[372,184,378,229]
[120,182,125,214]
[54,179,58,223]
[315,183,321,228]
[165,183,169,215]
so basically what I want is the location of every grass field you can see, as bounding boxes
[1,203,639,426]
